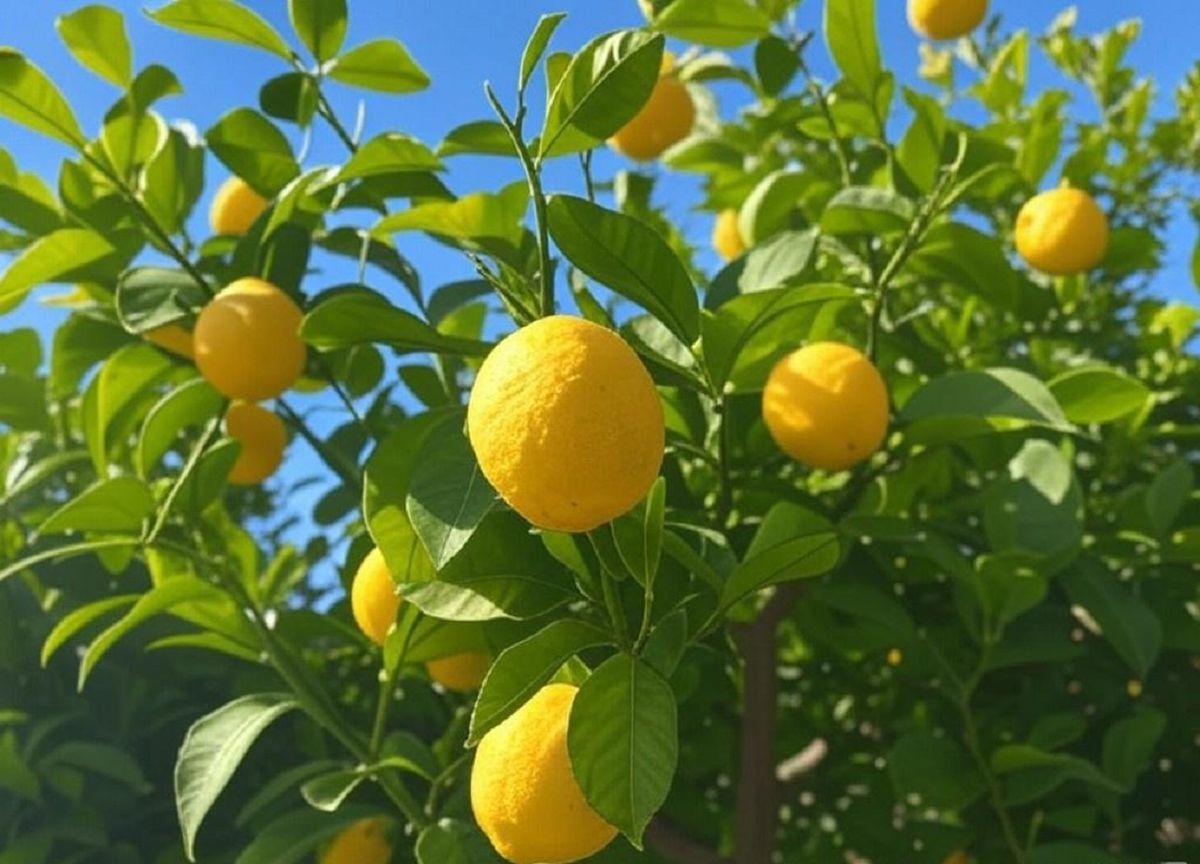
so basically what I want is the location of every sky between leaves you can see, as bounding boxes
[1,0,1198,596]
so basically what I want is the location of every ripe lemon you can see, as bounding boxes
[351,547,400,646]
[320,817,392,864]
[609,52,694,162]
[144,323,194,360]
[762,342,889,472]
[712,209,746,261]
[907,0,987,40]
[224,402,287,486]
[467,316,664,533]
[426,652,490,692]
[1015,187,1110,276]
[472,684,617,864]
[209,177,268,236]
[193,277,306,401]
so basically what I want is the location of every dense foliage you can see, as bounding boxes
[1,1,1198,863]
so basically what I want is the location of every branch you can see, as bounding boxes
[645,818,730,864]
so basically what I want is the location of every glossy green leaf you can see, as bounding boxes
[146,0,292,59]
[1101,708,1165,790]
[719,515,839,612]
[81,343,174,473]
[41,595,137,667]
[0,228,116,310]
[56,5,133,87]
[288,0,346,62]
[983,440,1083,559]
[901,368,1073,438]
[331,132,442,183]
[206,107,299,195]
[136,379,224,477]
[328,38,430,93]
[39,476,155,536]
[654,0,770,48]
[437,121,519,158]
[0,49,86,146]
[824,0,883,102]
[519,12,567,93]
[375,183,528,251]
[889,731,984,810]
[1144,458,1193,538]
[820,186,915,235]
[232,806,378,864]
[259,73,319,126]
[1048,364,1151,424]
[301,288,490,356]
[1061,563,1162,678]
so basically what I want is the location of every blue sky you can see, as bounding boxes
[2,1,1198,590]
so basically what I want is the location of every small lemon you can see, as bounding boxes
[209,177,268,236]
[907,0,988,40]
[224,402,287,486]
[712,209,746,261]
[426,652,491,692]
[144,323,194,360]
[609,52,694,162]
[351,547,400,646]
[193,277,306,401]
[320,817,392,864]
[467,316,664,533]
[762,342,889,472]
[886,648,903,667]
[472,684,617,864]
[1015,187,1110,276]
[942,852,970,864]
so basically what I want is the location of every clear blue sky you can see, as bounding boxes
[2,1,1198,593]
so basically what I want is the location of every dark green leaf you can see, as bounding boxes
[983,440,1083,559]
[889,731,984,810]
[301,288,490,356]
[1061,563,1162,678]
[1101,708,1165,790]
[754,35,798,95]
[260,73,319,126]
[206,107,298,195]
[1145,458,1193,537]
[820,186,914,235]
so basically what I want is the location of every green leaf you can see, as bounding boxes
[39,476,155,535]
[206,107,299,195]
[40,741,147,790]
[136,379,224,477]
[546,194,699,343]
[328,38,430,93]
[641,608,687,678]
[1048,364,1151,424]
[56,5,133,87]
[233,806,379,864]
[820,186,915,235]
[331,132,442,183]
[375,183,529,252]
[0,375,48,431]
[406,418,496,569]
[0,228,116,310]
[991,744,1124,794]
[116,266,209,334]
[909,222,1024,314]
[288,0,346,62]
[610,477,666,587]
[718,506,840,611]
[437,121,519,158]
[901,368,1073,439]
[734,169,807,245]
[415,820,503,864]
[519,12,568,93]
[1145,458,1193,537]
[0,49,86,147]
[654,0,770,48]
[259,72,318,126]
[754,35,798,95]
[568,654,677,844]
[301,288,491,356]
[468,618,610,745]
[146,0,292,59]
[175,693,300,861]
[0,730,40,802]
[540,30,664,159]
[983,440,1083,559]
[707,228,819,308]
[889,731,984,810]
[82,343,175,473]
[235,760,342,827]
[41,595,137,667]
[896,87,946,191]
[1030,844,1121,864]
[1101,707,1165,790]
[1061,563,1162,678]
[824,0,882,102]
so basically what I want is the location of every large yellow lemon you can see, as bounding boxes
[762,342,889,472]
[472,684,617,864]
[907,0,988,40]
[712,209,746,261]
[224,402,287,486]
[209,177,268,236]
[426,652,490,692]
[351,547,400,646]
[467,316,664,533]
[609,53,694,162]
[193,278,306,401]
[1015,187,1110,276]
[144,324,194,360]
[320,817,392,864]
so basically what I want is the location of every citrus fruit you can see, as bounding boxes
[144,324,194,360]
[209,176,268,236]
[712,209,746,261]
[193,277,306,401]
[472,683,617,864]
[762,342,889,472]
[351,547,400,646]
[319,817,392,864]
[907,0,988,40]
[609,52,694,161]
[1015,187,1110,276]
[426,652,490,692]
[467,315,664,533]
[224,402,287,486]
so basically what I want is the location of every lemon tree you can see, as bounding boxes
[1,2,1199,864]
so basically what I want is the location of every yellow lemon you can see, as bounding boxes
[472,684,617,864]
[609,54,694,162]
[426,652,491,692]
[712,209,746,261]
[320,817,392,864]
[193,277,306,401]
[144,324,194,360]
[907,0,987,40]
[1015,187,1110,276]
[762,342,889,472]
[224,402,287,486]
[351,547,400,646]
[209,177,268,236]
[467,316,664,533]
